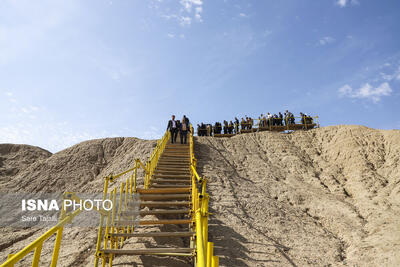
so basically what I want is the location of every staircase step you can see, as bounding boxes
[161,154,190,157]
[162,152,190,155]
[163,152,189,154]
[139,194,190,201]
[161,156,190,159]
[158,160,190,163]
[152,179,191,184]
[157,164,190,168]
[153,174,191,179]
[110,231,195,238]
[154,169,190,174]
[122,209,190,216]
[138,188,191,194]
[152,184,192,188]
[136,201,191,207]
[100,248,194,256]
[155,166,190,170]
[117,219,192,226]
[158,160,191,164]
[157,163,190,167]
[154,172,190,176]
[159,158,190,162]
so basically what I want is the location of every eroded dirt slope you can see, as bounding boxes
[0,138,156,266]
[195,125,400,266]
[1,125,399,266]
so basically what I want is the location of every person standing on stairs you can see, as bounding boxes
[180,116,190,144]
[183,115,189,125]
[167,115,178,143]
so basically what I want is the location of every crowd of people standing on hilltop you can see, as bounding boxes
[166,115,190,144]
[197,110,315,136]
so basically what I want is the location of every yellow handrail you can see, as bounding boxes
[94,130,171,266]
[0,194,81,267]
[145,131,170,189]
[189,124,219,267]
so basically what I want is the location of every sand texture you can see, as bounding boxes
[0,125,399,266]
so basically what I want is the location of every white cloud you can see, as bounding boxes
[4,91,17,103]
[336,0,360,8]
[21,105,40,114]
[141,125,162,140]
[167,33,175,38]
[239,13,248,18]
[336,0,347,7]
[338,82,392,102]
[180,0,203,12]
[338,84,352,96]
[318,36,335,46]
[194,6,203,22]
[158,0,203,27]
[379,67,400,82]
[180,16,192,26]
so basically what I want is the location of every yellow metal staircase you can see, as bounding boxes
[1,126,219,267]
[98,142,195,262]
[95,127,218,266]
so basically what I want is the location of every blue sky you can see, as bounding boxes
[1,0,399,152]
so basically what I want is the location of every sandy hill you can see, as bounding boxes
[0,125,399,266]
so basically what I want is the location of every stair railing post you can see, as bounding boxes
[134,160,138,193]
[195,210,206,267]
[103,191,112,252]
[108,188,117,267]
[211,256,219,267]
[94,176,110,267]
[117,182,124,248]
[206,242,214,267]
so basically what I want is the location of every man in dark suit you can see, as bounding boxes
[167,115,178,143]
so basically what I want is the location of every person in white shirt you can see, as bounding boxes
[167,115,178,143]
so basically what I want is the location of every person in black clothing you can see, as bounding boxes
[180,117,190,144]
[228,121,234,134]
[234,117,239,134]
[278,112,283,126]
[167,115,178,143]
[183,115,189,126]
[207,124,213,136]
[241,118,246,130]
[300,112,305,124]
[199,123,207,136]
[223,120,228,134]
[214,122,222,134]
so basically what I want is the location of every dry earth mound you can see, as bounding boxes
[195,125,400,266]
[0,138,156,266]
[0,125,399,266]
[0,144,52,184]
